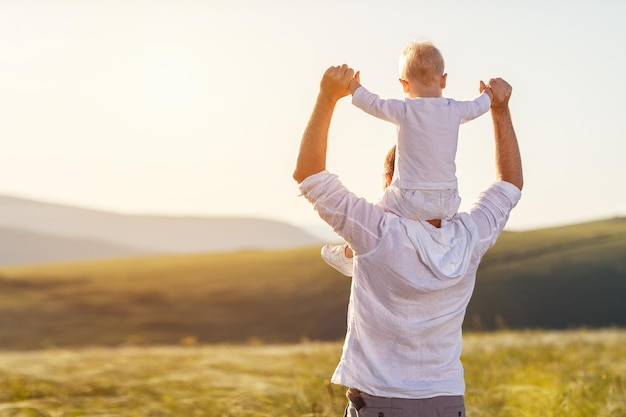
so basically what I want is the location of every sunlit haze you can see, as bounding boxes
[1,0,624,238]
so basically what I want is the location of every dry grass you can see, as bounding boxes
[463,329,626,417]
[0,329,625,416]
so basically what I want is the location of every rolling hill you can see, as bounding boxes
[0,227,150,265]
[468,217,626,329]
[0,217,624,350]
[0,195,322,265]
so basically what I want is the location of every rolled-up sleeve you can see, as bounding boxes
[298,171,385,255]
[469,181,522,250]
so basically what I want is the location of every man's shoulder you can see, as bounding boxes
[465,181,522,216]
[460,181,521,237]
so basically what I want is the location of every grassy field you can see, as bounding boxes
[0,217,625,350]
[0,218,624,415]
[0,247,354,349]
[0,329,624,417]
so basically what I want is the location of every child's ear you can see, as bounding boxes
[440,73,448,89]
[399,78,410,93]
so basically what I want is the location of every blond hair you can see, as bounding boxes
[399,40,445,86]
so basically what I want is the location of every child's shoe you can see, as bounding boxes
[321,244,353,277]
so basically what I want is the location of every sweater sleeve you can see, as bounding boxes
[352,86,407,125]
[455,93,491,124]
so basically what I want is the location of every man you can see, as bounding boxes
[293,65,522,416]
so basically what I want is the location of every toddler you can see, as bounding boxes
[322,40,492,276]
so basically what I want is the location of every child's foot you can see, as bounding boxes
[321,244,353,277]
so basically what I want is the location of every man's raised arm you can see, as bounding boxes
[292,65,355,184]
[488,78,523,191]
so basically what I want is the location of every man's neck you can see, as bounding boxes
[427,219,442,228]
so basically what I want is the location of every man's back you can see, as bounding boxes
[299,172,521,397]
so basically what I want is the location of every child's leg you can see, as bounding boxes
[379,184,437,220]
[439,188,461,220]
[381,186,460,221]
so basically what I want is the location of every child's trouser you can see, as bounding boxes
[379,184,461,221]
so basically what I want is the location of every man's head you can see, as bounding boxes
[383,145,396,189]
[399,40,447,92]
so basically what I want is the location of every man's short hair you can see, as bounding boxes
[384,145,396,177]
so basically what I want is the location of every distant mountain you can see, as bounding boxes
[0,195,321,265]
[0,227,149,266]
[0,217,624,349]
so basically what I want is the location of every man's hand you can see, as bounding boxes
[486,78,512,110]
[293,65,356,183]
[320,64,356,103]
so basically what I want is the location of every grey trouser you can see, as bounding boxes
[344,388,465,417]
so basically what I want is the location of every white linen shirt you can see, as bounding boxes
[299,170,521,398]
[352,87,491,190]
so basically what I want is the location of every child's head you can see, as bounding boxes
[399,40,445,87]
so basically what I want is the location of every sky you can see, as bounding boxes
[1,0,624,238]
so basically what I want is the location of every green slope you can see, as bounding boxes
[468,217,626,329]
[0,218,624,349]
[0,248,352,349]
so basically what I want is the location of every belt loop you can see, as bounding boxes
[346,388,366,411]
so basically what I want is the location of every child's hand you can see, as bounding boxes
[480,80,494,102]
[349,71,361,95]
